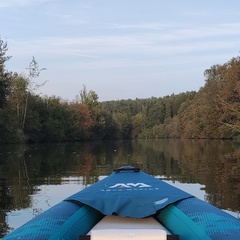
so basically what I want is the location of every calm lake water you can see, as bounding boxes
[0,139,239,237]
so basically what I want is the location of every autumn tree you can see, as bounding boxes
[204,56,240,137]
[78,85,106,139]
[68,102,94,140]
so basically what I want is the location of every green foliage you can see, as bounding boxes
[0,38,11,70]
[0,39,12,109]
[79,84,99,110]
[0,108,25,143]
[0,73,11,109]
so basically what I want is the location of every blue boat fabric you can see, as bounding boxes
[3,201,103,240]
[65,166,193,218]
[157,198,240,240]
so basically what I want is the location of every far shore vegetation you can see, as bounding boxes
[0,38,239,143]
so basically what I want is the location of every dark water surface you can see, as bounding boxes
[0,139,239,237]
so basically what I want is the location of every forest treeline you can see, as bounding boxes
[0,39,239,143]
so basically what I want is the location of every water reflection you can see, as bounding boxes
[0,140,239,237]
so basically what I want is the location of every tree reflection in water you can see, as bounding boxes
[0,140,239,237]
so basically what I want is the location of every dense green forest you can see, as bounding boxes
[0,38,239,143]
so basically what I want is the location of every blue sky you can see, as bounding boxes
[1,0,240,101]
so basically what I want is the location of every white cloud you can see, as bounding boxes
[7,21,240,62]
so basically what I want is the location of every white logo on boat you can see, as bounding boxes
[154,198,169,205]
[109,183,151,188]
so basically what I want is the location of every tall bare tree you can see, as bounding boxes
[20,57,47,129]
